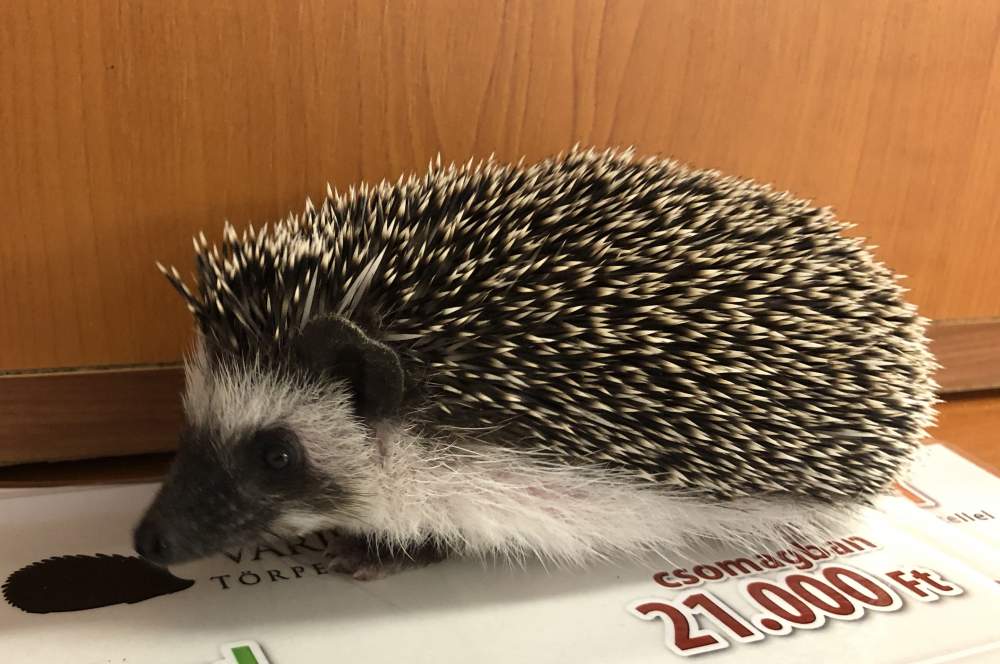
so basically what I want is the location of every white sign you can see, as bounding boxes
[1,444,997,663]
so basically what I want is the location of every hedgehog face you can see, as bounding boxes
[133,420,339,566]
[134,315,404,566]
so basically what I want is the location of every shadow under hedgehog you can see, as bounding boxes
[134,147,936,580]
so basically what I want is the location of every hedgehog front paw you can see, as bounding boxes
[322,531,446,581]
[321,532,377,580]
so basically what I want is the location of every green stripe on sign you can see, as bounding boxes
[231,645,259,664]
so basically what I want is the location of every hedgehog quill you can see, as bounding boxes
[134,148,936,579]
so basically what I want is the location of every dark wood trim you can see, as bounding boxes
[0,452,174,488]
[0,367,184,466]
[0,319,997,470]
[928,318,1000,394]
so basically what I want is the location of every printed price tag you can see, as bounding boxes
[629,564,963,656]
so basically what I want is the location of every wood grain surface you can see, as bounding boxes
[0,453,173,488]
[929,392,1000,473]
[929,319,1000,394]
[2,0,999,372]
[0,367,183,466]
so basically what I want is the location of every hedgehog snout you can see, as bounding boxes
[133,485,252,567]
[132,441,261,566]
[133,514,172,565]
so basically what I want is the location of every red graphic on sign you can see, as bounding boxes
[895,480,938,508]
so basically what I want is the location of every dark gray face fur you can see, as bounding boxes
[133,424,334,566]
[133,314,403,567]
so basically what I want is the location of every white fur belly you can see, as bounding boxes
[345,438,856,565]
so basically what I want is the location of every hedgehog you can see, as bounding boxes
[133,147,937,579]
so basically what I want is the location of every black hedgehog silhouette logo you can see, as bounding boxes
[3,554,194,614]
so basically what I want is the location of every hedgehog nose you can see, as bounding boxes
[133,519,170,564]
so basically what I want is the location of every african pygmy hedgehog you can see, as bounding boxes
[134,147,936,579]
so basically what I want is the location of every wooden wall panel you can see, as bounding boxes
[2,0,999,371]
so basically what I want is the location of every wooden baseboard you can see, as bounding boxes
[1,319,998,468]
[0,367,183,466]
[928,318,1000,393]
[0,452,173,488]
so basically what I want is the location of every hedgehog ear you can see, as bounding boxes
[291,315,404,421]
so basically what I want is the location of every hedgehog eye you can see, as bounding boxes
[248,428,301,472]
[263,444,291,470]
